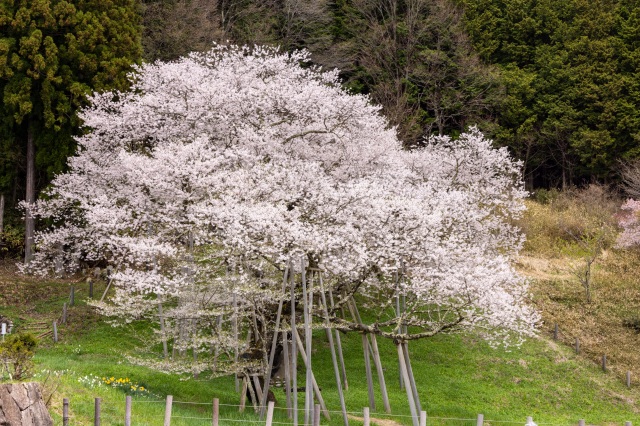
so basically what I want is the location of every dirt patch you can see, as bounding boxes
[347,414,405,426]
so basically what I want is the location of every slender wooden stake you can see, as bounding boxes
[125,395,132,426]
[164,395,173,426]
[293,328,330,419]
[328,288,348,390]
[265,401,275,426]
[63,398,69,426]
[70,286,75,306]
[553,323,558,340]
[397,343,419,426]
[403,342,422,414]
[290,259,298,426]
[578,420,585,426]
[575,338,580,354]
[89,279,94,299]
[282,331,293,418]
[313,404,321,426]
[53,320,58,343]
[246,374,258,413]
[476,413,484,426]
[99,276,114,303]
[627,371,631,388]
[158,302,168,359]
[602,354,607,372]
[319,275,349,426]
[0,194,4,236]
[362,333,376,410]
[62,303,67,324]
[370,333,391,413]
[301,258,312,425]
[625,421,632,426]
[94,397,101,426]
[251,374,264,409]
[363,407,370,426]
[233,292,239,393]
[419,411,427,426]
[212,398,219,426]
[239,376,248,412]
[260,267,289,418]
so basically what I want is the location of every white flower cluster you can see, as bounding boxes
[28,45,537,372]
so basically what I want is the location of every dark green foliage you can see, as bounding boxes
[0,0,141,212]
[0,333,37,380]
[464,0,640,186]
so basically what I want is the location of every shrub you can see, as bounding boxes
[0,333,37,380]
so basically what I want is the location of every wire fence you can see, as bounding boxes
[59,396,635,426]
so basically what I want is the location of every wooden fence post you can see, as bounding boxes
[575,338,580,354]
[62,303,67,324]
[578,420,585,426]
[89,279,94,299]
[476,413,484,426]
[125,395,132,426]
[94,397,101,426]
[625,421,632,426]
[602,355,607,372]
[363,407,370,426]
[164,395,173,426]
[53,321,58,343]
[70,286,75,306]
[419,411,427,426]
[627,371,631,388]
[63,398,69,426]
[212,398,219,426]
[265,401,275,426]
[553,323,558,340]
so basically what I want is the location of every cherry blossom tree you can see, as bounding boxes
[28,45,537,378]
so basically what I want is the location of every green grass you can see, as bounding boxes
[2,260,640,425]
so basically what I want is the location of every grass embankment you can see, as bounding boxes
[1,239,640,426]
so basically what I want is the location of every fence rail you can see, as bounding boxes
[60,395,635,426]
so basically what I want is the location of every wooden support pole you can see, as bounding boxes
[125,395,132,426]
[363,407,370,426]
[403,342,422,414]
[313,404,321,426]
[62,303,67,324]
[293,328,330,419]
[53,321,58,343]
[89,279,94,299]
[319,276,348,426]
[362,333,376,410]
[282,331,292,418]
[397,343,419,426]
[627,371,631,388]
[578,420,585,426]
[63,398,69,426]
[575,338,580,354]
[158,302,168,359]
[233,293,239,393]
[477,413,484,426]
[70,286,75,306]
[164,395,173,426]
[239,376,248,412]
[290,260,298,426]
[624,422,632,426]
[370,333,391,413]
[301,261,312,426]
[553,323,558,340]
[260,267,289,418]
[602,354,607,372]
[265,401,275,426]
[251,375,264,407]
[419,411,427,426]
[212,398,219,426]
[328,288,348,391]
[94,397,101,426]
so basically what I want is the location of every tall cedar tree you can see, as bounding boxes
[0,0,141,261]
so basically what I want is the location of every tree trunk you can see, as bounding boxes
[24,125,35,264]
[0,193,4,235]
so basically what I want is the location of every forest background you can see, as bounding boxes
[1,0,640,256]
